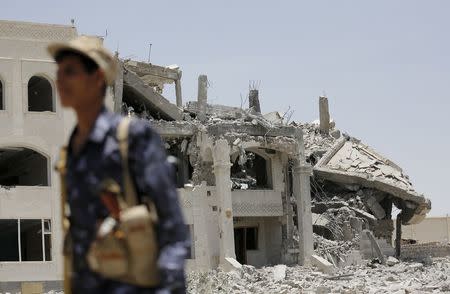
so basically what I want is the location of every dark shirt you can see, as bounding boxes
[65,107,189,294]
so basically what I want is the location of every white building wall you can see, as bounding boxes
[177,151,286,270]
[0,20,77,283]
[233,217,283,267]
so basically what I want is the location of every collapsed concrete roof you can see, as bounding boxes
[121,66,183,121]
[123,60,181,93]
[301,122,431,225]
[118,60,431,226]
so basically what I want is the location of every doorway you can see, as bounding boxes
[234,227,258,264]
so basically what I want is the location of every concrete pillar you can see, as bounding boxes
[212,139,236,263]
[197,75,207,122]
[292,160,313,265]
[192,182,212,270]
[395,212,403,258]
[319,96,330,134]
[175,78,182,108]
[281,155,296,264]
[113,58,124,113]
[249,89,261,113]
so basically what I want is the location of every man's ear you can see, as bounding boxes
[95,70,106,87]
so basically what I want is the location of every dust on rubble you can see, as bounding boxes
[187,257,450,294]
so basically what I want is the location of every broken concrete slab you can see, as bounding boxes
[311,254,336,274]
[314,166,430,224]
[221,257,242,272]
[123,69,183,121]
[365,196,386,220]
[124,60,181,82]
[364,230,387,264]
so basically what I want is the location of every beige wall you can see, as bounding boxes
[395,216,450,244]
[0,20,77,282]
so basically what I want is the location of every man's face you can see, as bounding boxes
[56,55,103,109]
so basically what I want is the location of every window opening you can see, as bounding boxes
[28,76,53,112]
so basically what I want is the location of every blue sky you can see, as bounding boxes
[3,1,449,215]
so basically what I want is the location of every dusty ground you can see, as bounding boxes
[187,257,450,294]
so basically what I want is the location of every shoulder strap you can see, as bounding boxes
[55,146,72,294]
[117,117,139,207]
[56,146,70,223]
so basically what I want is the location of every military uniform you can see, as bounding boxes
[65,107,189,293]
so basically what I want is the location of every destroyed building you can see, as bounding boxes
[116,60,432,270]
[116,62,314,269]
[0,19,432,292]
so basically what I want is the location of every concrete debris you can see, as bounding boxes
[187,257,450,293]
[364,230,387,264]
[272,264,286,282]
[123,59,181,94]
[118,60,433,276]
[221,257,242,272]
[311,254,336,274]
[386,256,400,266]
[313,233,360,267]
[262,111,284,125]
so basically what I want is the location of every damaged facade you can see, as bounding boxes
[0,20,433,291]
[116,62,314,269]
[116,60,432,270]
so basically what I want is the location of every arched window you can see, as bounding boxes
[0,147,49,186]
[28,76,53,112]
[231,151,271,190]
[0,78,3,110]
[165,140,194,188]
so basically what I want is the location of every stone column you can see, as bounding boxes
[192,182,212,270]
[113,57,124,113]
[175,72,182,107]
[212,139,236,263]
[249,89,261,113]
[292,160,313,265]
[197,75,208,122]
[319,96,330,134]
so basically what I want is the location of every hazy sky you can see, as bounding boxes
[3,1,449,215]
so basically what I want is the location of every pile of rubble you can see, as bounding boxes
[295,114,433,265]
[187,257,450,293]
[120,60,436,270]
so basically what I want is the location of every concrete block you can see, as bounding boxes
[365,196,386,220]
[311,254,336,274]
[319,96,330,134]
[272,264,287,281]
[221,257,242,272]
[386,256,399,266]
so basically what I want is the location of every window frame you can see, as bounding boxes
[27,74,55,113]
[0,218,52,263]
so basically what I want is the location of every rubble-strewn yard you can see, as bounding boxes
[187,257,450,293]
